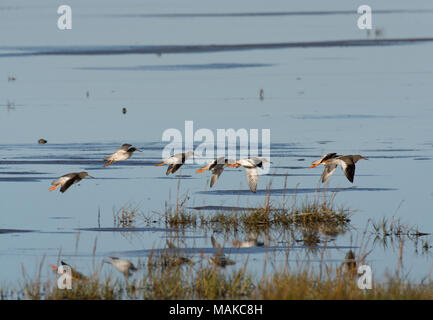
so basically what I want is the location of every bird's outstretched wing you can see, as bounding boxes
[322,153,337,162]
[340,159,356,183]
[170,153,184,164]
[60,176,79,193]
[117,144,132,152]
[244,167,258,193]
[166,163,182,175]
[250,157,268,168]
[210,165,225,187]
[311,153,338,167]
[321,164,338,183]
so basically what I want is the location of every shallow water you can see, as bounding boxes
[1,0,433,289]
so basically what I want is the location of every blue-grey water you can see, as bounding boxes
[1,0,433,289]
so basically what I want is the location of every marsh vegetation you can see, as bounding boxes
[1,190,432,300]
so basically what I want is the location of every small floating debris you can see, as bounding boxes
[48,216,73,220]
[8,76,16,82]
[375,28,383,38]
[122,107,127,114]
[6,100,15,110]
[86,90,90,98]
[259,88,264,100]
[38,139,47,144]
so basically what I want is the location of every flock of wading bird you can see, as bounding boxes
[49,143,367,194]
[47,144,367,276]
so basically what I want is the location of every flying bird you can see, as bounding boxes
[229,157,269,193]
[156,151,194,175]
[197,157,233,188]
[105,256,137,278]
[49,172,93,193]
[104,144,141,167]
[310,154,367,183]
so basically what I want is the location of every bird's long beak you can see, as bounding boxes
[229,164,240,168]
[309,163,320,168]
[50,264,58,270]
[136,149,142,152]
[197,168,208,173]
[88,175,95,179]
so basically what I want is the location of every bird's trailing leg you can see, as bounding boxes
[104,160,114,167]
[310,160,328,168]
[49,184,62,192]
